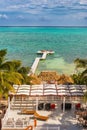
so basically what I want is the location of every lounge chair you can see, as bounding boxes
[25,125,33,130]
[18,109,35,115]
[34,112,48,121]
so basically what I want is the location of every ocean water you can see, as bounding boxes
[0,27,87,75]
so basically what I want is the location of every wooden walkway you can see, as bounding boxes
[28,50,54,75]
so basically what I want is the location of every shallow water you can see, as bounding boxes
[0,27,87,75]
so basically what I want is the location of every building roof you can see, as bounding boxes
[38,71,74,84]
[12,84,87,96]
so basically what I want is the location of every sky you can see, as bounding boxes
[0,0,87,26]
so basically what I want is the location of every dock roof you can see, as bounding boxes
[12,84,86,96]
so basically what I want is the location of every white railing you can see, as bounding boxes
[2,117,30,129]
[2,126,60,130]
[34,126,60,130]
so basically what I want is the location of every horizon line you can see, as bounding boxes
[0,25,87,28]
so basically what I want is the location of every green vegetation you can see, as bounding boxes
[0,49,87,99]
[0,49,30,98]
[83,91,87,104]
[72,58,87,85]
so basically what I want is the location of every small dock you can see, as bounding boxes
[40,52,47,60]
[28,50,54,75]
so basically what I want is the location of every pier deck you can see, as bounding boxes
[30,57,40,74]
[28,50,54,75]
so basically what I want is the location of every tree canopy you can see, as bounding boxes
[0,49,30,98]
[72,58,87,85]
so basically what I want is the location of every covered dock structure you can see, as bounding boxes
[2,84,87,130]
[9,84,86,110]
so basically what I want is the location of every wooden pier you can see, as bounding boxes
[30,57,40,74]
[40,52,47,60]
[28,50,54,75]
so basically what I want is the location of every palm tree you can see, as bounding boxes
[18,66,30,84]
[0,49,7,63]
[0,49,29,98]
[74,58,87,85]
[1,59,29,73]
[74,58,87,68]
[71,73,84,85]
[2,60,30,84]
[0,71,23,98]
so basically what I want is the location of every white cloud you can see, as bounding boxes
[0,14,8,19]
[26,10,38,14]
[7,4,29,11]
[80,0,87,4]
[0,0,87,13]
[0,0,87,26]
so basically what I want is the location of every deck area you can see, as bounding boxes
[2,99,86,130]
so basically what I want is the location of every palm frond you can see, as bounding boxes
[18,66,30,75]
[74,58,87,68]
[11,60,22,71]
[0,49,7,58]
[81,69,87,77]
[0,61,14,71]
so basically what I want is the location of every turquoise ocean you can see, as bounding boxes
[0,27,87,75]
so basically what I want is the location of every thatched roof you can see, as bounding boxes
[27,74,41,85]
[38,71,60,83]
[38,71,74,84]
[57,74,74,84]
